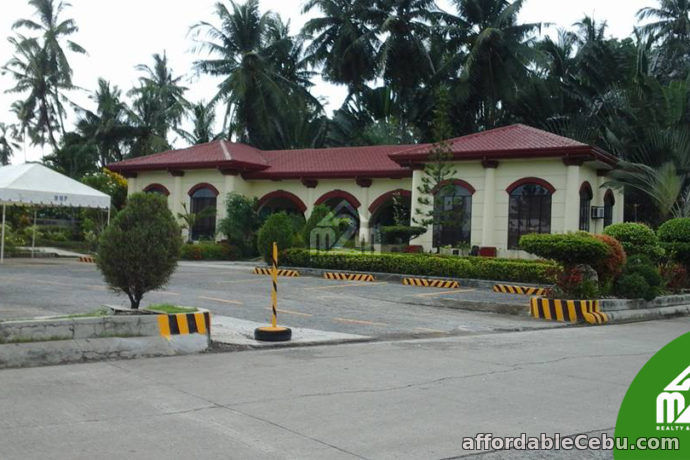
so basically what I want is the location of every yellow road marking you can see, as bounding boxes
[198,296,243,305]
[412,288,475,297]
[305,282,387,291]
[415,327,447,333]
[85,285,109,291]
[266,307,312,317]
[333,317,388,327]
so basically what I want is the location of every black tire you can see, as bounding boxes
[254,327,292,342]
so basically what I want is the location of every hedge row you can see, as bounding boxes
[281,249,557,284]
[180,242,241,261]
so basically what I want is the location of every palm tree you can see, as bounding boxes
[177,101,222,145]
[638,0,690,42]
[8,0,85,144]
[130,52,188,144]
[0,123,20,165]
[191,0,320,149]
[456,0,542,129]
[302,0,379,91]
[77,79,137,165]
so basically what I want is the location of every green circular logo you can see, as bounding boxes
[615,332,690,458]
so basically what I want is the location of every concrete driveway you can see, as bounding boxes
[0,258,552,338]
[1,317,688,459]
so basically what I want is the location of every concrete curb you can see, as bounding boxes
[276,265,550,290]
[0,308,212,369]
[605,305,690,323]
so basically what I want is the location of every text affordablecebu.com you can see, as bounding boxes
[462,433,680,452]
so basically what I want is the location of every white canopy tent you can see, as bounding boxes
[0,163,111,263]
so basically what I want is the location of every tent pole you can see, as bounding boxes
[1,204,6,264]
[107,207,111,226]
[31,209,37,258]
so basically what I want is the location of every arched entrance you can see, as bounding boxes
[369,189,412,243]
[257,191,307,219]
[314,190,361,246]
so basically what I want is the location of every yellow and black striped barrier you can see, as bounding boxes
[254,242,292,341]
[324,272,375,282]
[530,297,608,325]
[158,311,211,339]
[78,256,95,263]
[403,278,460,289]
[253,267,300,277]
[494,284,550,296]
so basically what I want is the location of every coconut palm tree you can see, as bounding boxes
[177,101,222,145]
[130,52,188,145]
[7,0,85,144]
[302,0,379,92]
[191,0,319,149]
[456,0,542,129]
[637,1,690,81]
[0,123,20,165]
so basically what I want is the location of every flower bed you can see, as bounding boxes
[281,249,557,284]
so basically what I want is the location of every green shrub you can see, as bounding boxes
[96,193,181,309]
[281,249,557,284]
[519,233,610,267]
[217,193,261,257]
[658,218,690,266]
[615,274,651,300]
[380,225,427,244]
[614,255,663,301]
[604,223,664,260]
[257,212,299,264]
[180,242,241,260]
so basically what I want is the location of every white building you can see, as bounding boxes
[108,124,623,257]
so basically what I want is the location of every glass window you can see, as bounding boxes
[604,190,615,228]
[144,184,168,196]
[433,184,472,247]
[190,187,217,240]
[508,183,552,249]
[579,184,593,231]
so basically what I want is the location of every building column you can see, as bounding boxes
[563,160,582,232]
[481,160,498,247]
[302,179,318,219]
[615,189,625,224]
[126,174,137,195]
[594,172,608,234]
[410,168,433,251]
[356,178,372,245]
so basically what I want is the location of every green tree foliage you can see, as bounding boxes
[177,101,222,145]
[217,193,261,255]
[0,123,20,165]
[257,212,298,264]
[96,193,182,309]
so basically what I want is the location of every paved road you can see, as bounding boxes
[1,318,688,459]
[0,258,549,337]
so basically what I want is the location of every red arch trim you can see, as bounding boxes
[257,190,307,213]
[368,189,411,214]
[143,183,170,196]
[432,179,476,195]
[604,189,615,205]
[188,182,220,197]
[314,190,362,209]
[506,177,556,194]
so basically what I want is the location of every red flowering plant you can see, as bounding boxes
[520,233,611,299]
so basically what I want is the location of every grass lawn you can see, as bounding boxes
[145,304,198,314]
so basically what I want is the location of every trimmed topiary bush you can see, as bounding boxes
[603,222,664,261]
[519,233,610,267]
[658,218,690,267]
[257,212,298,264]
[97,193,182,309]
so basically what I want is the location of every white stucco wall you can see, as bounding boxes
[130,157,624,257]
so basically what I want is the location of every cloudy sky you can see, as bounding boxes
[0,0,652,163]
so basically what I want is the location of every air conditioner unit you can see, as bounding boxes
[591,206,605,219]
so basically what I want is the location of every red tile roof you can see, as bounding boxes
[390,124,616,165]
[245,145,422,179]
[107,124,616,178]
